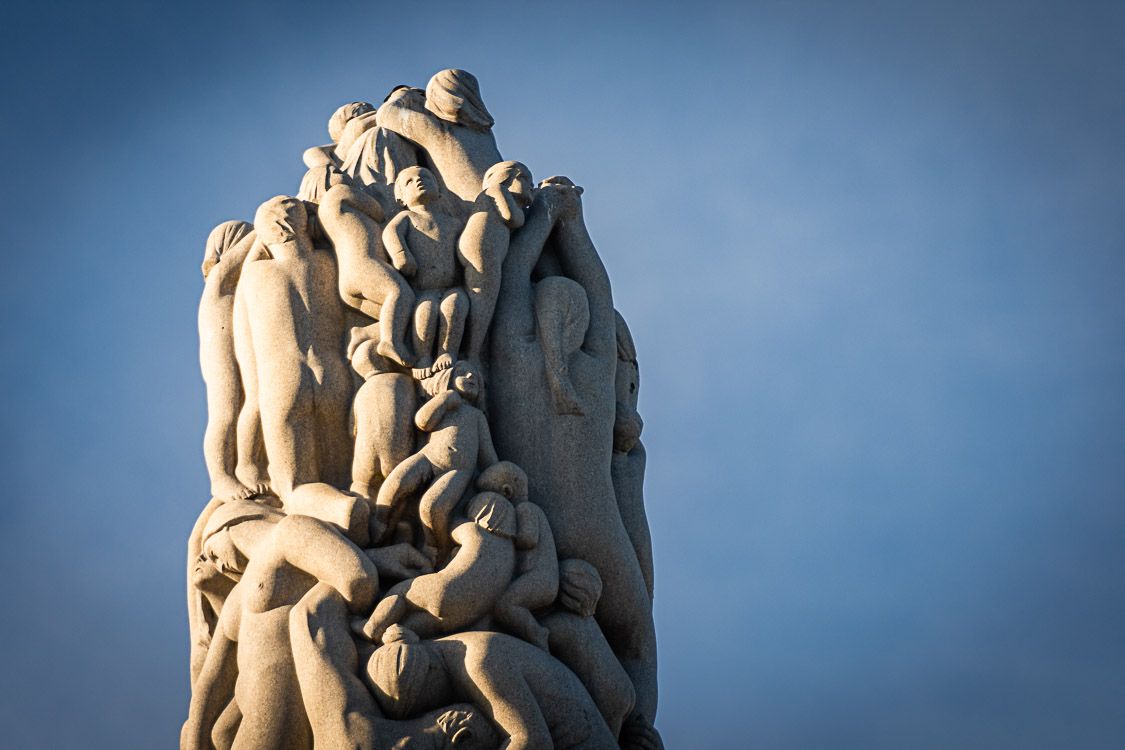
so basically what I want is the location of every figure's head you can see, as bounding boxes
[363,626,450,719]
[558,558,603,617]
[328,101,375,143]
[427,704,499,749]
[254,196,307,247]
[482,161,534,207]
[199,499,281,580]
[450,360,481,403]
[477,461,528,504]
[394,166,439,207]
[465,492,516,539]
[425,69,493,131]
[202,220,253,279]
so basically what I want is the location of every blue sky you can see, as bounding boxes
[1,1,1123,747]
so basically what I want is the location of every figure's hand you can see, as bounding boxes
[538,176,584,221]
[395,251,417,277]
[557,558,602,616]
[619,713,665,750]
[366,543,433,580]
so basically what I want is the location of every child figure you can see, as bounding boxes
[477,461,559,651]
[382,166,469,372]
[457,161,535,366]
[373,360,497,560]
[356,491,517,643]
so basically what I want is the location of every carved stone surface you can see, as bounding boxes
[186,69,662,750]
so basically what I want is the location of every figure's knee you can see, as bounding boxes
[441,288,469,316]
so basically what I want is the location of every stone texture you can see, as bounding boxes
[186,68,662,750]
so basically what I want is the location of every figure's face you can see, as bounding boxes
[399,168,438,207]
[452,363,479,401]
[201,528,245,580]
[507,172,535,208]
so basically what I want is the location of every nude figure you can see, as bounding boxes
[373,361,497,560]
[318,182,415,367]
[611,311,654,600]
[458,161,535,367]
[478,461,559,651]
[487,179,659,724]
[289,583,498,750]
[234,196,353,497]
[357,491,517,643]
[383,166,469,371]
[375,70,503,203]
[181,500,379,750]
[301,100,375,169]
[349,337,417,506]
[365,626,619,750]
[199,220,259,501]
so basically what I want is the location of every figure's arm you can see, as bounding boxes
[275,515,379,613]
[182,587,241,750]
[514,503,540,551]
[466,662,552,750]
[209,233,262,296]
[551,190,616,360]
[477,411,499,469]
[374,88,432,146]
[488,186,525,230]
[321,182,385,223]
[382,213,416,276]
[415,390,461,432]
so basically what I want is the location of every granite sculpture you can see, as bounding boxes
[187,68,662,750]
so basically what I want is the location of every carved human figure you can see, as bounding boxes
[457,161,535,367]
[611,311,654,600]
[316,181,414,367]
[477,461,559,651]
[234,196,353,497]
[373,361,497,560]
[199,220,260,501]
[383,166,469,371]
[541,559,635,738]
[181,500,380,750]
[357,491,517,643]
[365,626,619,750]
[487,179,659,722]
[302,101,375,169]
[375,70,503,203]
[349,337,417,507]
[289,583,497,750]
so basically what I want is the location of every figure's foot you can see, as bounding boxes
[548,370,585,416]
[377,338,413,368]
[431,352,453,372]
[619,713,664,750]
[211,475,253,502]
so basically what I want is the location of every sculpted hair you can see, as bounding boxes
[328,101,375,143]
[482,160,532,191]
[425,69,494,131]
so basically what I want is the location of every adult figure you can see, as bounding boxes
[199,220,259,501]
[486,179,659,724]
[376,69,503,203]
[234,196,353,497]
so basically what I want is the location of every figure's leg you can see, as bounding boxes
[314,363,354,490]
[375,276,415,368]
[411,294,439,370]
[494,584,551,651]
[290,584,379,749]
[459,214,509,364]
[211,700,241,750]
[351,392,379,500]
[417,469,473,560]
[356,580,412,643]
[257,368,315,499]
[202,354,251,500]
[541,611,635,736]
[534,276,590,416]
[435,287,469,370]
[373,454,434,542]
